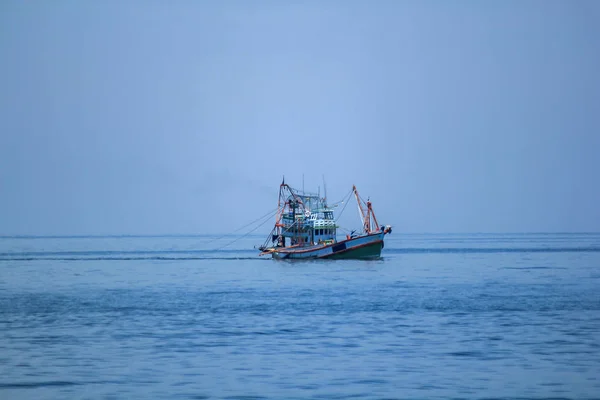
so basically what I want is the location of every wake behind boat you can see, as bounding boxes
[259,180,391,260]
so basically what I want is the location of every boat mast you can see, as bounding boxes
[353,185,367,232]
[323,175,327,206]
[275,178,290,238]
[352,185,380,234]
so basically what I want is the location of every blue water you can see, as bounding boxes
[1,233,599,399]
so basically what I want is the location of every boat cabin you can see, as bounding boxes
[279,203,337,247]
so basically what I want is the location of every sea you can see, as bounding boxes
[1,233,599,399]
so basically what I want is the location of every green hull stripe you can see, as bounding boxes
[322,241,383,260]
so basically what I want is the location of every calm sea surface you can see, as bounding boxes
[1,233,599,399]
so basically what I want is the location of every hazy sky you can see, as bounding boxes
[1,0,599,235]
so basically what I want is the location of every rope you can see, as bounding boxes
[334,188,354,223]
[329,188,353,208]
[204,207,278,245]
[215,209,278,251]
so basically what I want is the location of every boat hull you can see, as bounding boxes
[268,232,385,260]
[323,240,383,260]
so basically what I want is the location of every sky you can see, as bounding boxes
[1,0,599,235]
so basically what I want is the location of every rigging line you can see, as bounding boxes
[280,218,302,235]
[336,226,354,234]
[329,188,354,207]
[215,210,277,251]
[334,189,354,223]
[259,225,278,250]
[262,215,303,248]
[204,207,279,245]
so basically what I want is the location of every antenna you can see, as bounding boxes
[302,174,305,195]
[322,174,327,206]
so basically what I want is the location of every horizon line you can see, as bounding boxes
[1,231,600,239]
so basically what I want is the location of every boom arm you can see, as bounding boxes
[352,185,380,234]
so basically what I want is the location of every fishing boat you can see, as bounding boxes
[259,180,392,260]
